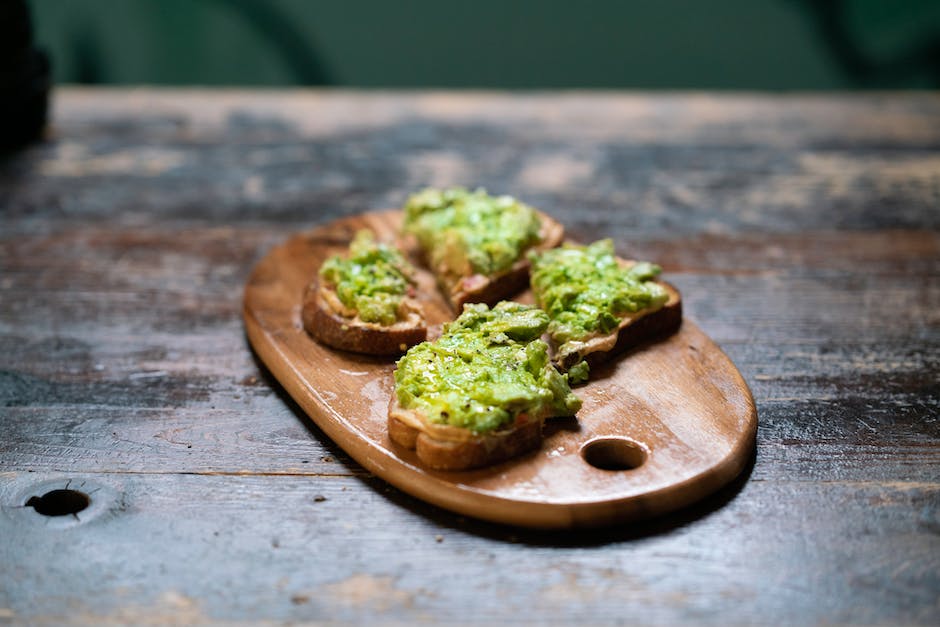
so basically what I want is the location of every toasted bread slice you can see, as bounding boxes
[530,240,683,373]
[302,230,427,356]
[388,397,543,471]
[388,301,581,470]
[445,212,565,310]
[402,187,566,310]
[554,280,682,371]
[301,281,427,356]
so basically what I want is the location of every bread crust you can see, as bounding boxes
[302,280,427,356]
[422,211,566,311]
[388,397,543,470]
[555,280,683,371]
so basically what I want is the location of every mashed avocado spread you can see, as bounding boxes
[529,239,669,354]
[403,187,542,277]
[318,230,414,326]
[394,302,581,434]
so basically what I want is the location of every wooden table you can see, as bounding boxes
[1,89,937,625]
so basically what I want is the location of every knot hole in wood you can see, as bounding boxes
[25,489,90,517]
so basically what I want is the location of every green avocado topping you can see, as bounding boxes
[566,360,591,385]
[529,239,669,358]
[394,302,581,434]
[403,187,542,278]
[318,230,415,326]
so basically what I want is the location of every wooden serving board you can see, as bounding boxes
[243,211,757,528]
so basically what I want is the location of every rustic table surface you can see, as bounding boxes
[1,89,938,625]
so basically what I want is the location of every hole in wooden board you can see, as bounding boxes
[25,489,90,516]
[580,437,647,471]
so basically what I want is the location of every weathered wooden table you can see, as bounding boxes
[1,89,937,624]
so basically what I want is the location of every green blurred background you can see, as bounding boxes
[29,0,940,89]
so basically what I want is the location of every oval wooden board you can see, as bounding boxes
[243,211,757,529]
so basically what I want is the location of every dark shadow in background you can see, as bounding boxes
[796,0,940,87]
[1,0,49,149]
[72,28,102,85]
[211,0,330,85]
[54,0,331,86]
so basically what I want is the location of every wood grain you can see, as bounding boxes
[1,470,936,625]
[1,89,937,624]
[244,211,756,527]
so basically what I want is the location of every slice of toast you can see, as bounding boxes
[302,281,427,356]
[388,398,543,471]
[302,230,427,356]
[530,240,683,373]
[553,279,682,371]
[446,212,565,310]
[388,301,581,470]
[402,187,566,310]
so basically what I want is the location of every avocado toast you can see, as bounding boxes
[389,301,581,470]
[529,239,682,377]
[402,187,565,310]
[303,229,427,355]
